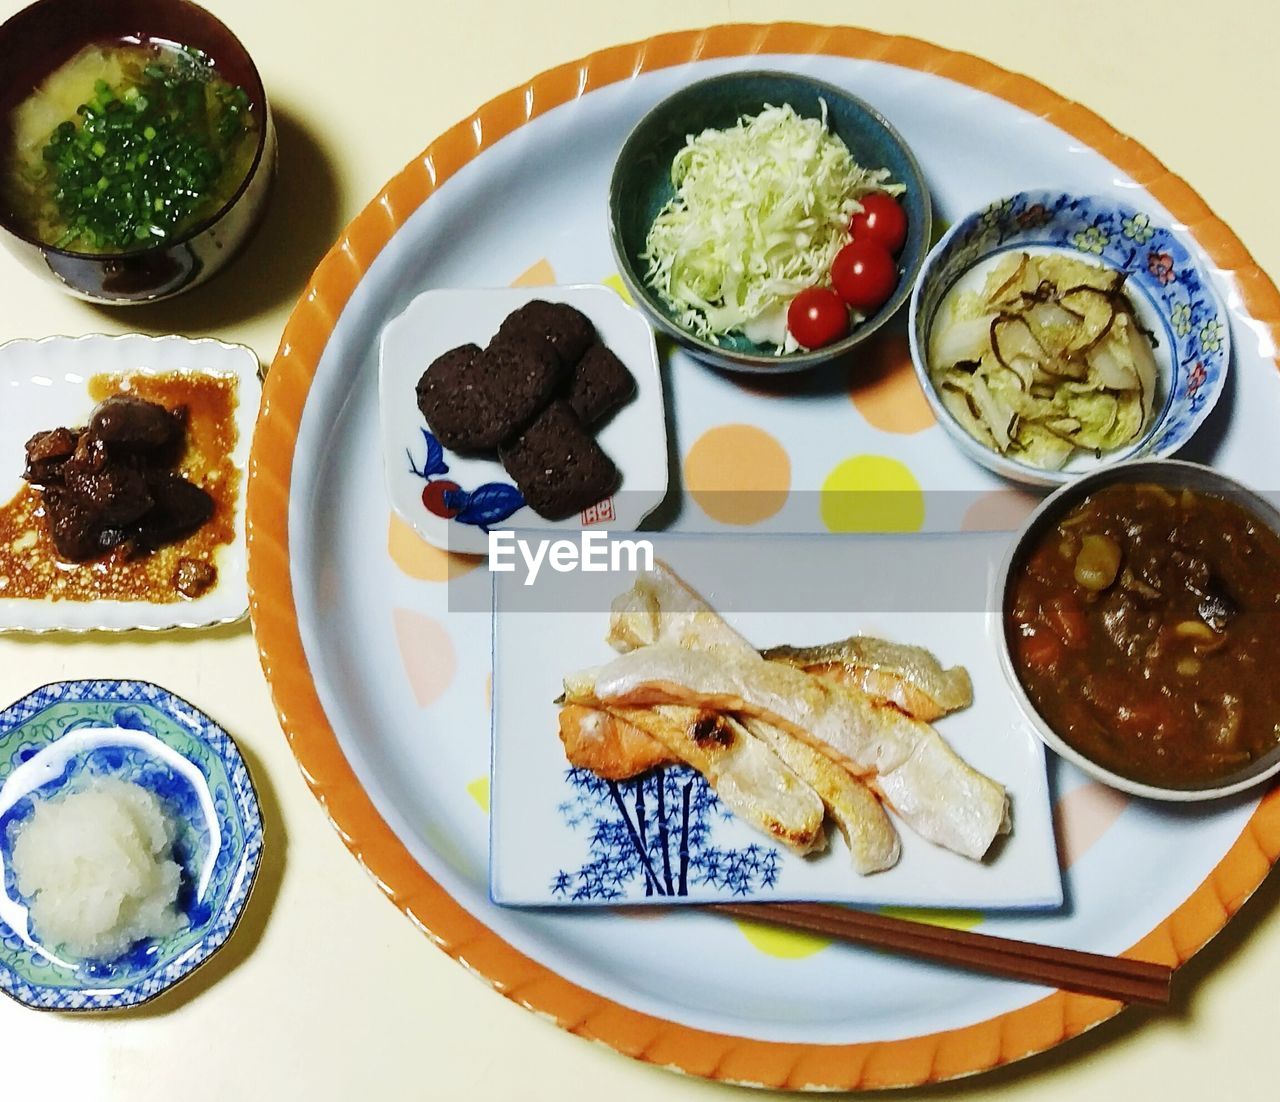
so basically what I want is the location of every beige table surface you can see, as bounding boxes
[1,0,1278,1097]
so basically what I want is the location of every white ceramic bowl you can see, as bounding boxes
[996,458,1280,801]
[378,284,669,555]
[909,191,1231,486]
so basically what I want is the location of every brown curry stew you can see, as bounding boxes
[1007,480,1280,789]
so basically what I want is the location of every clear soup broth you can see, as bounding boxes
[2,40,259,254]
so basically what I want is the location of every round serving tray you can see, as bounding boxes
[247,24,1280,1091]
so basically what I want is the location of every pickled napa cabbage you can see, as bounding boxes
[929,252,1159,469]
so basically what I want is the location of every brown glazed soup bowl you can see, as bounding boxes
[0,0,275,304]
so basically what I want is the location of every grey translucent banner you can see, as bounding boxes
[429,484,1280,615]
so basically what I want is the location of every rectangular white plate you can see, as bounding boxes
[490,531,1063,910]
[0,333,260,633]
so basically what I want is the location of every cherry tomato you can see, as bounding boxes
[422,480,461,518]
[786,287,848,349]
[830,240,898,313]
[850,193,908,254]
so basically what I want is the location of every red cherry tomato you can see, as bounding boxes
[831,240,898,313]
[422,480,461,518]
[850,193,908,254]
[786,287,848,349]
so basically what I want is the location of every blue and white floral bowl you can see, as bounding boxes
[0,680,262,1011]
[908,190,1231,486]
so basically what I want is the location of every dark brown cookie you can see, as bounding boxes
[566,342,636,426]
[495,299,596,368]
[415,343,488,450]
[416,337,561,452]
[499,401,619,520]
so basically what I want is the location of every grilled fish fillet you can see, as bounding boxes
[565,646,1010,861]
[607,560,903,872]
[609,562,970,720]
[741,717,900,873]
[608,562,752,656]
[558,703,677,780]
[762,637,973,723]
[560,699,898,872]
[570,704,826,855]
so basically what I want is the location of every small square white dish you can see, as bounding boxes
[378,285,670,556]
[0,333,260,633]
[490,531,1063,910]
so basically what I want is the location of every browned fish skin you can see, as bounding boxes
[801,663,947,722]
[558,704,676,780]
[608,562,970,722]
[762,637,973,722]
[602,561,909,870]
[560,700,828,855]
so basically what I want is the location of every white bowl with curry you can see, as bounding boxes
[998,458,1280,801]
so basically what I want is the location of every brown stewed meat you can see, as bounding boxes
[173,557,218,599]
[64,465,154,527]
[21,395,215,566]
[88,395,183,450]
[134,470,216,551]
[40,488,107,562]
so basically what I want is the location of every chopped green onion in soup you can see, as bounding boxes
[3,42,258,254]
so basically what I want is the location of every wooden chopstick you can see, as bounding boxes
[706,902,1172,1006]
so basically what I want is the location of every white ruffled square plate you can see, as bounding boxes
[0,333,260,634]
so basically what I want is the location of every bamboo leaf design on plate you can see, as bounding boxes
[553,766,780,900]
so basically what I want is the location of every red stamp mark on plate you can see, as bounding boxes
[581,497,615,525]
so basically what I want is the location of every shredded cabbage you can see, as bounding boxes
[640,102,902,351]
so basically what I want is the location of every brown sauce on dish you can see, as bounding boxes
[0,372,239,603]
[1009,482,1280,787]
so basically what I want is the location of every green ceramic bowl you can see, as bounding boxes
[609,70,931,374]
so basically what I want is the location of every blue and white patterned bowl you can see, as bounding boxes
[0,681,262,1012]
[908,190,1231,486]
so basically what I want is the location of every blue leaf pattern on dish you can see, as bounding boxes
[407,430,525,532]
[452,483,526,531]
[420,429,449,479]
[406,428,450,480]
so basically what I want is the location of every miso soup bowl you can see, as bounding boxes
[996,458,1280,802]
[0,0,275,304]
